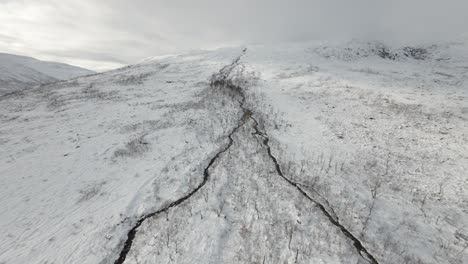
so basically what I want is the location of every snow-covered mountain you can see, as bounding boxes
[0,41,467,264]
[0,53,94,95]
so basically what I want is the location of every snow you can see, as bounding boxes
[0,41,467,264]
[242,40,468,263]
[0,53,94,95]
[124,118,362,264]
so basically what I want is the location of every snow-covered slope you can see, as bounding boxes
[0,41,467,264]
[0,53,94,95]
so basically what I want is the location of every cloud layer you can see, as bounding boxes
[1,0,467,71]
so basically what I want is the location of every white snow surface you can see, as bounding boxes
[0,41,467,264]
[0,53,94,95]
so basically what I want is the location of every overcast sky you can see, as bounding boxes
[1,0,467,71]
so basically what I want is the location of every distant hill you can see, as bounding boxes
[0,53,94,95]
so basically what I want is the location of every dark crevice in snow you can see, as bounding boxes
[248,115,379,264]
[114,49,379,264]
[215,49,380,264]
[113,52,248,264]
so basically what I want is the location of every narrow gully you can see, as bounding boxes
[113,53,248,264]
[248,114,380,264]
[218,55,380,264]
[114,49,380,264]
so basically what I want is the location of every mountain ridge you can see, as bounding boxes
[0,53,94,95]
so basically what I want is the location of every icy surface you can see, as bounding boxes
[0,53,94,95]
[0,41,467,264]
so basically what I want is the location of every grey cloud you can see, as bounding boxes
[1,0,467,71]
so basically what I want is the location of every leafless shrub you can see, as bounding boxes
[114,72,154,86]
[0,90,25,100]
[113,135,150,159]
[61,80,81,88]
[313,41,393,61]
[46,94,67,110]
[45,84,120,110]
[245,91,285,131]
[119,120,172,134]
[77,181,107,203]
[209,59,260,101]
[82,84,119,100]
[230,64,261,88]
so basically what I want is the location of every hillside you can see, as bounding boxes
[0,41,467,264]
[0,53,94,95]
